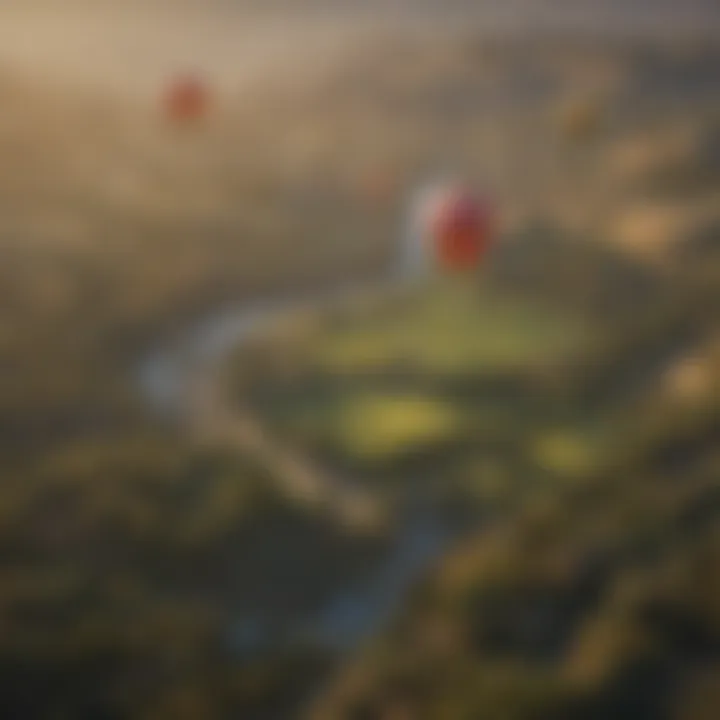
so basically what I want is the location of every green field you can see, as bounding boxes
[231,280,609,503]
[313,283,596,376]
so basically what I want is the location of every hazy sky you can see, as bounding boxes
[0,1,717,95]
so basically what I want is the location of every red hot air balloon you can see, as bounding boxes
[428,187,494,271]
[164,75,210,124]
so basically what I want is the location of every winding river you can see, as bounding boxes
[136,219,454,654]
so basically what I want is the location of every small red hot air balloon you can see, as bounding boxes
[427,186,494,272]
[164,74,210,125]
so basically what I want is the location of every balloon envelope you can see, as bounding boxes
[164,76,210,124]
[427,187,494,271]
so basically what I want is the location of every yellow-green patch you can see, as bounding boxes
[531,429,602,477]
[334,394,463,461]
